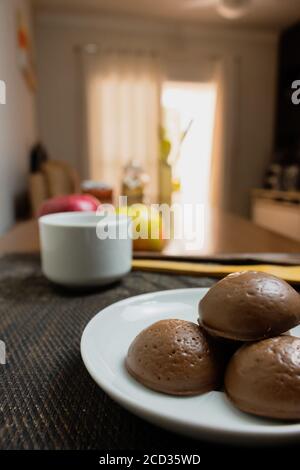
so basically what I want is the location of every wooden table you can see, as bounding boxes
[1,209,300,259]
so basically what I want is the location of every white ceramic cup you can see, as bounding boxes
[39,212,132,287]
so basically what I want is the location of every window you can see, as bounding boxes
[162,81,217,207]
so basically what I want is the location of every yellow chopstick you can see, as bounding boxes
[132,259,300,284]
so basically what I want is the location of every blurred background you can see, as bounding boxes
[1,0,300,247]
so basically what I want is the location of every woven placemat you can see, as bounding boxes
[0,254,217,450]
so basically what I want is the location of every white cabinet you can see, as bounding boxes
[252,190,300,242]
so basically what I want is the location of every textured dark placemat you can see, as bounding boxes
[0,254,217,450]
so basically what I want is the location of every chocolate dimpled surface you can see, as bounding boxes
[225,336,300,420]
[199,271,300,341]
[126,319,223,396]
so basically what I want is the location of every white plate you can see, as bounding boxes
[81,288,300,444]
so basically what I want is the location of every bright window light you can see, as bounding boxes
[162,81,217,207]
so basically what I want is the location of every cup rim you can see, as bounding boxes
[39,211,130,228]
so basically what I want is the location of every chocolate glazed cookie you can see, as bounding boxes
[126,319,225,396]
[225,336,300,420]
[199,271,300,341]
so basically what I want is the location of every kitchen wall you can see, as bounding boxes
[275,22,300,155]
[35,12,278,217]
[0,0,37,234]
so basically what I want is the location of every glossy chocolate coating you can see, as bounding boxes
[225,335,300,420]
[126,319,223,396]
[199,271,300,341]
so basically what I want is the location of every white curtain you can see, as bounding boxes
[82,50,161,201]
[210,57,240,211]
[210,61,226,209]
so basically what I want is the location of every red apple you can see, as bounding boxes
[38,194,101,217]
